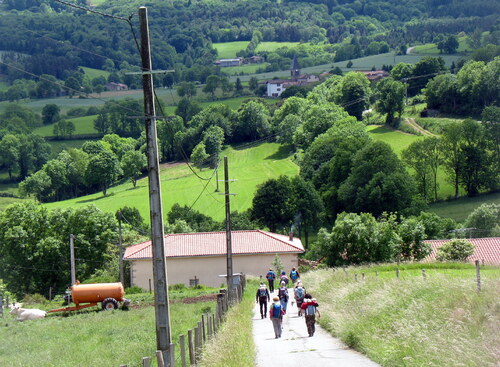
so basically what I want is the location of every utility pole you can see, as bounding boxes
[70,234,76,285]
[118,211,124,286]
[139,6,172,364]
[223,156,235,301]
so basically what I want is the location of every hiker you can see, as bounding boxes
[255,283,271,319]
[277,281,289,312]
[301,294,320,337]
[269,296,284,338]
[280,271,289,287]
[266,268,276,292]
[294,282,306,316]
[289,267,300,284]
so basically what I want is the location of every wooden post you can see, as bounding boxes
[202,314,207,342]
[169,343,175,367]
[188,329,195,366]
[354,273,358,282]
[149,279,152,294]
[475,260,481,292]
[70,234,76,285]
[142,357,151,367]
[375,271,378,279]
[223,156,235,303]
[197,321,202,350]
[194,326,200,362]
[362,273,365,281]
[422,269,426,279]
[180,334,187,367]
[212,313,216,334]
[49,287,52,302]
[396,267,399,279]
[156,350,165,367]
[207,314,212,337]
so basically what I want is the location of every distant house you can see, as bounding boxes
[360,70,389,81]
[105,82,128,91]
[423,237,500,266]
[215,58,243,67]
[247,55,264,64]
[265,79,293,98]
[123,230,304,288]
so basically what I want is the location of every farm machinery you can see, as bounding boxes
[48,282,130,313]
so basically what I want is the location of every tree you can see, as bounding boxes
[53,119,76,139]
[482,106,500,165]
[272,254,284,276]
[190,142,210,170]
[175,98,202,123]
[249,76,259,92]
[338,72,371,120]
[376,77,405,126]
[42,104,60,125]
[85,150,122,196]
[121,150,146,187]
[18,170,52,202]
[234,101,271,142]
[251,176,294,232]
[441,122,463,199]
[0,134,20,179]
[176,81,197,99]
[202,125,224,168]
[234,77,243,95]
[203,75,219,99]
[437,239,474,262]
[463,203,500,238]
[397,217,431,261]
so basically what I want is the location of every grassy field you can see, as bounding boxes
[302,263,500,367]
[0,80,8,92]
[221,63,268,75]
[411,36,470,55]
[42,142,299,221]
[213,41,249,59]
[428,192,500,222]
[80,66,110,80]
[366,124,423,155]
[0,288,217,367]
[33,115,99,137]
[254,42,301,52]
[415,116,464,134]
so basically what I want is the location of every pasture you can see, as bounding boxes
[0,289,217,367]
[213,41,249,59]
[33,115,99,137]
[80,66,110,80]
[221,63,267,75]
[42,142,299,221]
[428,192,500,222]
[254,41,302,52]
[303,263,500,367]
[411,36,471,55]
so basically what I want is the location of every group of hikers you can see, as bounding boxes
[256,267,320,339]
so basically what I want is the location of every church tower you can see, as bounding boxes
[291,54,300,82]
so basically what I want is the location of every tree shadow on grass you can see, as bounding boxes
[77,192,115,204]
[265,144,294,160]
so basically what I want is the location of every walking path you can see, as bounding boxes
[252,289,380,367]
[404,118,437,136]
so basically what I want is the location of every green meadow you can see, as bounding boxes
[213,41,249,59]
[43,143,299,221]
[33,115,99,137]
[429,192,500,222]
[254,41,301,52]
[411,36,471,55]
[221,63,267,75]
[80,66,110,80]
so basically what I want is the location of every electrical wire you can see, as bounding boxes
[53,0,131,22]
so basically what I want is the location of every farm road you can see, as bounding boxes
[252,289,380,367]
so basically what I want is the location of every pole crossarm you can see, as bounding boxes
[125,70,175,75]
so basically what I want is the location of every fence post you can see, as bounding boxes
[475,260,481,292]
[194,325,200,363]
[188,329,195,366]
[202,314,207,343]
[207,314,213,338]
[197,321,203,351]
[375,271,378,279]
[422,269,426,279]
[396,267,399,279]
[169,343,175,367]
[354,273,358,282]
[179,334,186,367]
[142,356,151,367]
[362,273,365,281]
[156,350,165,367]
[0,295,3,317]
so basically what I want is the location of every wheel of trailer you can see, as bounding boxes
[102,298,119,311]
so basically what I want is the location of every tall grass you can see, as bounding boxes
[301,264,500,367]
[198,280,257,367]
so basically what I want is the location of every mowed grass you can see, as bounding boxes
[411,36,471,54]
[80,66,110,80]
[33,115,99,137]
[0,291,216,367]
[302,264,500,367]
[221,63,268,75]
[254,41,301,52]
[428,192,500,222]
[213,41,249,59]
[42,142,299,221]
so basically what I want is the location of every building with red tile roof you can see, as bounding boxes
[124,230,304,289]
[423,237,500,266]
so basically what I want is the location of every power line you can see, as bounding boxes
[53,0,131,22]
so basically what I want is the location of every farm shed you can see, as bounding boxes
[123,230,304,289]
[423,237,500,266]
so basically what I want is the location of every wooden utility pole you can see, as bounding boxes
[118,211,124,285]
[70,234,76,285]
[139,6,172,364]
[223,156,235,301]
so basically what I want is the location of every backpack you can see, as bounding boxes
[278,287,288,300]
[266,272,274,280]
[290,270,298,280]
[258,288,267,298]
[281,275,289,285]
[295,287,305,301]
[305,304,316,316]
[272,303,282,318]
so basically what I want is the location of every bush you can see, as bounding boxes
[21,293,47,305]
[437,239,474,262]
[169,283,186,291]
[125,286,144,295]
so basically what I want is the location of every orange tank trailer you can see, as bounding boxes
[48,282,129,313]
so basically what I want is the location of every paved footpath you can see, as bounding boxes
[252,290,380,367]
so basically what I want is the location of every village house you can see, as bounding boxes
[123,230,304,289]
[360,70,390,81]
[105,82,128,91]
[423,237,500,266]
[246,55,264,64]
[214,58,244,67]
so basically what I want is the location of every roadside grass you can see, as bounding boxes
[301,264,500,367]
[33,114,99,137]
[198,278,257,367]
[213,41,250,59]
[80,66,110,80]
[42,142,299,221]
[0,288,217,367]
[428,192,500,222]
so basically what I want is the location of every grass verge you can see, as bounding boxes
[301,264,500,367]
[198,279,257,367]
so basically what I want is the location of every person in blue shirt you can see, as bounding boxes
[289,267,300,284]
[265,268,276,292]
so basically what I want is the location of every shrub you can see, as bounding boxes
[21,293,47,305]
[437,239,474,262]
[125,286,144,295]
[169,283,186,291]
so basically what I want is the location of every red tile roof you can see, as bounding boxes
[124,230,304,260]
[424,237,500,265]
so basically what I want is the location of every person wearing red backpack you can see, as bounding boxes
[255,283,270,319]
[301,294,320,337]
[269,296,285,338]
